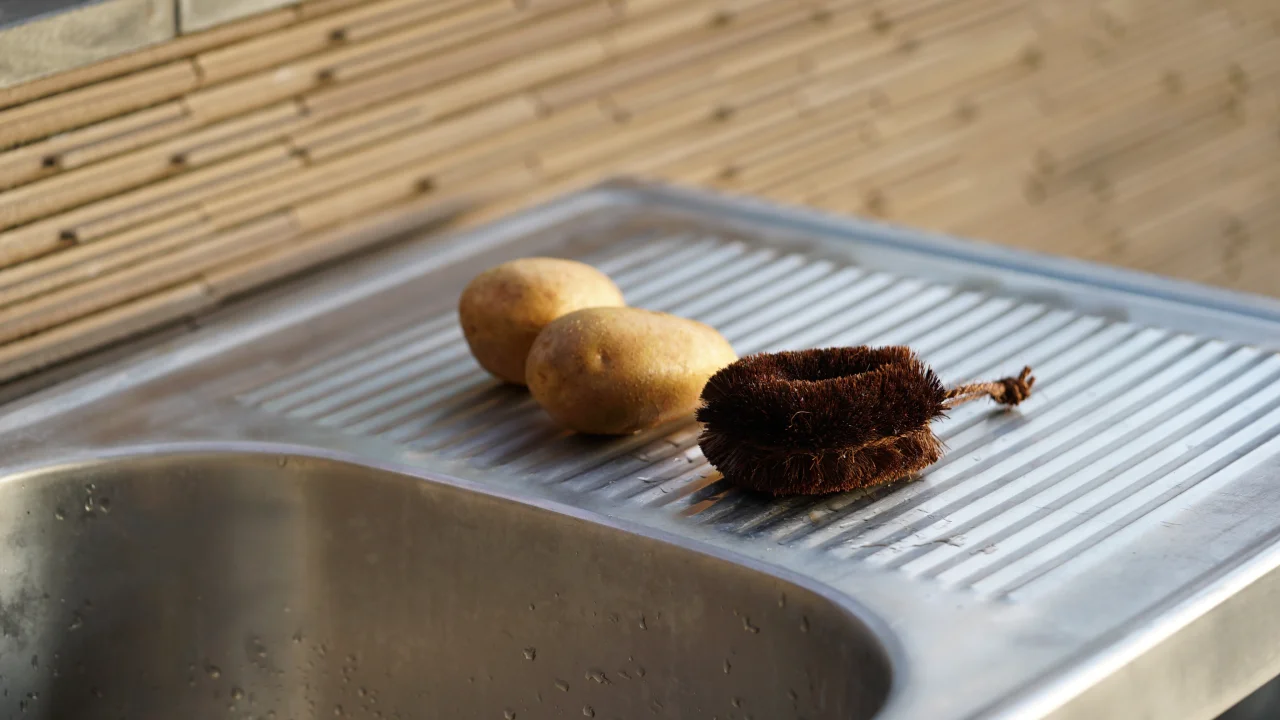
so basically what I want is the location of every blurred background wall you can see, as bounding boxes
[0,0,1275,383]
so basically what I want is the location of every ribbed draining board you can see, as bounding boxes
[235,196,1280,599]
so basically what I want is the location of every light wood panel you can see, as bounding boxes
[0,0,1273,385]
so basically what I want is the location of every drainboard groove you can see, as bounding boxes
[897,349,1279,580]
[827,332,1207,558]
[972,380,1280,597]
[850,337,1232,561]
[783,322,1155,549]
[313,347,478,428]
[761,313,1107,544]
[243,313,456,409]
[293,333,470,421]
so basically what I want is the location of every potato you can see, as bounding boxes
[459,257,625,385]
[526,307,738,435]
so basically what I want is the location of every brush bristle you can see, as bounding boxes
[696,346,949,495]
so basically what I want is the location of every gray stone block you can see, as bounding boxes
[0,0,175,89]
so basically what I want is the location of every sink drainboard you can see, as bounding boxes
[239,211,1280,602]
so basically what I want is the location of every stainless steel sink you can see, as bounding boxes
[0,451,890,719]
[1,179,1279,719]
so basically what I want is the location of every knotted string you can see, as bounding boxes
[942,366,1035,409]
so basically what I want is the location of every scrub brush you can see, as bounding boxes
[696,346,1034,496]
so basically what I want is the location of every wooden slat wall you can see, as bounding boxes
[0,0,1276,385]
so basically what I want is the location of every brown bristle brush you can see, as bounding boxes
[695,346,1035,496]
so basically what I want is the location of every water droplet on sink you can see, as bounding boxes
[635,666,646,678]
[554,680,570,692]
[277,457,289,468]
[638,615,647,630]
[522,647,536,661]
[723,659,731,674]
[800,616,809,633]
[731,697,743,708]
[207,665,221,679]
[83,497,94,512]
[53,508,65,520]
[787,688,798,701]
[97,498,110,513]
[503,711,517,719]
[582,707,594,718]
[778,593,787,608]
[292,632,303,644]
[586,670,608,684]
[68,613,83,631]
[231,688,244,700]
[742,617,760,634]
[30,655,37,669]
[333,704,344,716]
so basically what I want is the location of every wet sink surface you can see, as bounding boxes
[0,452,891,719]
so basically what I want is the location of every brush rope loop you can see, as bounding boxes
[942,366,1035,409]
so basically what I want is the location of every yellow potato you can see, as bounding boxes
[526,307,738,435]
[459,258,624,385]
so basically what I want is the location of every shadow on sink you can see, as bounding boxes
[0,451,892,719]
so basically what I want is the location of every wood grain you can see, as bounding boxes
[0,0,1273,384]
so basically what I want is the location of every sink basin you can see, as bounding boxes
[0,451,892,719]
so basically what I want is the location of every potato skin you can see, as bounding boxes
[526,307,738,435]
[459,258,624,385]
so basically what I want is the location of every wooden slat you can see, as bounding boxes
[0,281,215,384]
[0,213,299,345]
[0,102,303,229]
[0,102,190,191]
[0,215,212,309]
[0,61,201,149]
[0,8,295,111]
[303,1,618,116]
[194,0,492,84]
[0,144,302,267]
[204,193,470,299]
